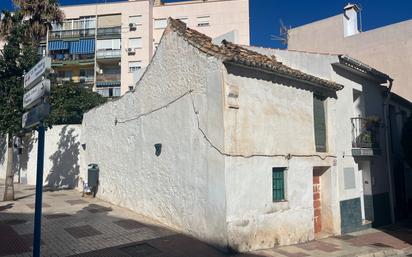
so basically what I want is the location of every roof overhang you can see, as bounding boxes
[332,55,392,84]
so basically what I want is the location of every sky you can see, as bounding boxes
[1,0,411,49]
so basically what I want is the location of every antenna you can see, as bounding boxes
[270,19,290,46]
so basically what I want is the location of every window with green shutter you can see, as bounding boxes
[313,94,327,152]
[272,168,285,201]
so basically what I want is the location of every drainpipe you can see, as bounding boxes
[383,78,395,224]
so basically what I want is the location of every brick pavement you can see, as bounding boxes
[0,181,411,257]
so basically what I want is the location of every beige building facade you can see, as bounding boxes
[287,4,412,102]
[46,0,249,97]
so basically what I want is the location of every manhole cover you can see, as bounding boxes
[0,219,28,225]
[119,243,161,256]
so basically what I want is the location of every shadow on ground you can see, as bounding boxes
[0,189,263,257]
[378,219,412,245]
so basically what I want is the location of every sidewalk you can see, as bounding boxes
[0,181,411,257]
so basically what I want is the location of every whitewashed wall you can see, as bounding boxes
[221,63,338,251]
[0,125,81,188]
[81,29,228,249]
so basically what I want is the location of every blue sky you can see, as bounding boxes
[1,0,411,49]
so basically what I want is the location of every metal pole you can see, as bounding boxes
[33,124,45,257]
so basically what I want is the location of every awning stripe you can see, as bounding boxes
[69,39,95,54]
[48,40,69,51]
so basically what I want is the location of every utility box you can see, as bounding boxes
[87,164,99,188]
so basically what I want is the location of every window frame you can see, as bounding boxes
[272,167,286,202]
[313,94,327,152]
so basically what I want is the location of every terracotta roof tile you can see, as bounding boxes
[167,18,343,91]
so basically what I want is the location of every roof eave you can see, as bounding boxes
[336,55,392,84]
[224,61,343,92]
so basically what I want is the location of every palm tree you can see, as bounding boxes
[12,0,65,44]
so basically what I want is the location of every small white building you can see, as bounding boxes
[80,18,403,252]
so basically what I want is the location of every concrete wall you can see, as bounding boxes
[81,28,228,248]
[153,0,250,46]
[61,0,153,95]
[288,15,412,102]
[59,0,250,95]
[0,125,81,188]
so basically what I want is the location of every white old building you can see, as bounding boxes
[78,18,410,251]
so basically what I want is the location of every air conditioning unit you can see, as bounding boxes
[129,23,137,31]
[127,48,136,55]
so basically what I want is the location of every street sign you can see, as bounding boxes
[23,79,51,110]
[24,57,51,90]
[22,102,50,129]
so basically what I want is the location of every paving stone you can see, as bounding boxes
[113,219,145,230]
[64,225,103,239]
[45,213,72,219]
[296,241,340,252]
[50,193,68,197]
[0,225,30,256]
[0,219,28,226]
[26,203,51,209]
[65,199,88,206]
[273,249,310,257]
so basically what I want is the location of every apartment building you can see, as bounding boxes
[45,0,250,97]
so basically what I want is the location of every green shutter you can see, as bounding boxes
[272,168,285,201]
[313,94,327,152]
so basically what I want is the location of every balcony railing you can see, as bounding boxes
[49,28,95,40]
[50,53,95,65]
[96,73,121,82]
[351,117,380,151]
[96,49,121,59]
[97,26,121,39]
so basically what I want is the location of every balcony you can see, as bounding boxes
[51,53,94,66]
[96,73,121,87]
[97,26,121,39]
[49,28,95,40]
[351,117,381,156]
[96,49,121,59]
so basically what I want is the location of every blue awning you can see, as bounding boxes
[69,39,95,54]
[48,40,69,51]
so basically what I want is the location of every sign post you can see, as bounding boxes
[22,57,51,257]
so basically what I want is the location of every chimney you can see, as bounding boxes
[343,3,360,37]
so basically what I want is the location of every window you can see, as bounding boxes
[96,39,121,50]
[197,16,210,27]
[313,94,327,152]
[154,18,167,29]
[272,168,286,201]
[129,37,142,49]
[129,15,142,25]
[97,87,121,97]
[128,61,142,73]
